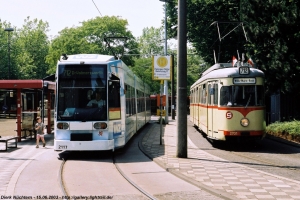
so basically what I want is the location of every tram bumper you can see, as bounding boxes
[54,139,114,151]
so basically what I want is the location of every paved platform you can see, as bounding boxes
[141,118,300,200]
[1,117,300,199]
[0,118,18,137]
[0,134,55,196]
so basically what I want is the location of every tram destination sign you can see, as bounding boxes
[233,78,256,84]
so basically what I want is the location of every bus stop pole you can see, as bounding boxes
[160,80,163,145]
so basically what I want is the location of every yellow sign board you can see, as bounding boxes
[152,55,171,80]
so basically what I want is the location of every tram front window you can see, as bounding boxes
[57,64,107,121]
[220,85,264,107]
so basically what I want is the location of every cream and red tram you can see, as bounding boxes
[190,62,265,142]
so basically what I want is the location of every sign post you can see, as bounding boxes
[152,55,171,145]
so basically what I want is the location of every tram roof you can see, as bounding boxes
[58,54,115,63]
[191,63,264,88]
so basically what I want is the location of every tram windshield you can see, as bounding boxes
[57,64,107,121]
[220,85,264,107]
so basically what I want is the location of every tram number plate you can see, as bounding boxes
[239,67,249,75]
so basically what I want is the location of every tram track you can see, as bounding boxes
[59,158,69,199]
[112,152,157,200]
[58,151,156,200]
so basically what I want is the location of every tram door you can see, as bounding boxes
[207,81,218,138]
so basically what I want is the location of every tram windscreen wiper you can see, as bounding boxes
[245,94,252,108]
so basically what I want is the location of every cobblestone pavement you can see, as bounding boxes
[141,118,300,200]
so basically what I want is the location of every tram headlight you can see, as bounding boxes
[57,122,69,130]
[240,118,249,127]
[94,122,107,129]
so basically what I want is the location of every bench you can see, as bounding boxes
[0,136,18,151]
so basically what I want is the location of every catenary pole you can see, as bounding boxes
[176,0,187,158]
[163,1,169,124]
[171,54,175,120]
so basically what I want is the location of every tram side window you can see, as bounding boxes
[195,88,198,103]
[214,83,218,105]
[208,84,218,105]
[108,79,121,120]
[127,85,134,116]
[146,95,150,111]
[132,87,136,115]
[142,92,145,112]
[193,89,195,104]
[199,87,202,104]
[208,85,212,105]
[125,84,130,117]
[128,85,132,116]
[139,91,142,113]
[201,84,206,104]
[136,90,140,112]
[108,82,120,107]
[197,88,199,104]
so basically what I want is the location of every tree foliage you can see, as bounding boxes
[0,17,49,79]
[167,0,300,95]
[0,20,14,79]
[137,27,164,57]
[15,17,50,79]
[129,27,164,93]
[133,26,205,94]
[46,16,138,74]
[242,0,300,94]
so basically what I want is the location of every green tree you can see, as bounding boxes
[242,0,300,94]
[133,26,206,94]
[0,17,50,79]
[46,16,138,74]
[130,57,160,92]
[130,27,166,93]
[14,17,50,79]
[167,0,300,95]
[137,27,164,58]
[0,21,15,79]
[167,0,243,64]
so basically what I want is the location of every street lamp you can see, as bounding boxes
[4,27,14,79]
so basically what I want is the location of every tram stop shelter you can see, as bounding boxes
[0,79,55,142]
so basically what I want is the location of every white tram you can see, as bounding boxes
[54,54,151,151]
[190,61,266,142]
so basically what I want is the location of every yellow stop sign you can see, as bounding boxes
[156,57,168,68]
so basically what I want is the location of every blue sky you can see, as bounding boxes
[0,0,165,38]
